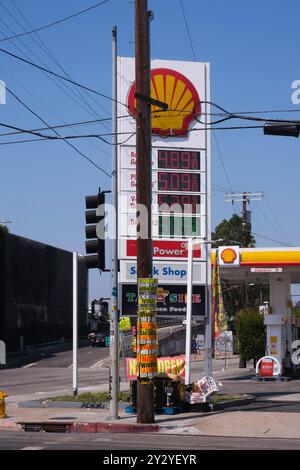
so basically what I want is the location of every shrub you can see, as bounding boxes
[235,308,266,365]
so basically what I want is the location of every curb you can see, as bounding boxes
[17,420,160,434]
[0,420,22,431]
[18,400,109,409]
[70,422,160,433]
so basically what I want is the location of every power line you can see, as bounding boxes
[0,2,101,119]
[0,0,109,42]
[254,200,293,247]
[8,0,111,123]
[190,124,285,131]
[0,6,105,123]
[0,9,111,159]
[179,0,197,61]
[0,114,131,138]
[0,7,111,160]
[252,231,294,247]
[2,42,298,122]
[213,132,234,193]
[4,84,111,177]
[208,108,300,116]
[265,195,290,242]
[0,118,104,137]
[0,46,126,106]
[0,132,136,146]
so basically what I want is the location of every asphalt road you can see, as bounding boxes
[1,430,300,450]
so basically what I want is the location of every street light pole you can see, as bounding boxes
[109,25,119,420]
[204,240,212,377]
[72,251,78,396]
[185,238,194,387]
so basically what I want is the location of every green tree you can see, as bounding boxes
[235,308,266,366]
[212,214,268,313]
[212,213,255,248]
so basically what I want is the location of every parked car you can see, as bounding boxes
[88,332,106,347]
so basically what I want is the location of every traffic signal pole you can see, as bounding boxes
[135,0,155,424]
[109,25,119,420]
[72,251,78,396]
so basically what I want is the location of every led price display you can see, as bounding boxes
[158,150,200,170]
[158,172,200,192]
[159,215,200,237]
[158,194,200,214]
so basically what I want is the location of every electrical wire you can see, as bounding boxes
[0,114,131,138]
[8,0,111,123]
[179,0,197,61]
[252,231,294,247]
[4,84,111,177]
[0,1,109,42]
[254,201,293,247]
[0,118,136,145]
[0,132,135,146]
[195,101,300,126]
[178,0,237,203]
[0,46,126,107]
[0,3,113,160]
[0,9,103,122]
[265,195,290,242]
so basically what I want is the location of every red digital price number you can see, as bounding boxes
[158,150,200,170]
[158,172,200,192]
[158,194,200,213]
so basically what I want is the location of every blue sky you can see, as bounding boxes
[0,0,300,300]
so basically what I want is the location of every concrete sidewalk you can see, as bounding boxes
[1,381,300,439]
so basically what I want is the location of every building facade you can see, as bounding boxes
[0,229,88,352]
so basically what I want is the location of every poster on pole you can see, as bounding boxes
[136,278,158,378]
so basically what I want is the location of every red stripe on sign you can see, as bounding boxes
[126,240,201,258]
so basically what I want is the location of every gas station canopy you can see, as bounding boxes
[213,247,300,284]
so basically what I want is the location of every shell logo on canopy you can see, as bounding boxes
[219,246,240,266]
[127,68,201,137]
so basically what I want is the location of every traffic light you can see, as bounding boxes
[264,122,300,138]
[84,190,106,270]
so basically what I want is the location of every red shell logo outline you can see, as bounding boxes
[220,248,237,264]
[127,68,201,137]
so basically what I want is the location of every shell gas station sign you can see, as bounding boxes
[127,68,201,137]
[117,57,211,316]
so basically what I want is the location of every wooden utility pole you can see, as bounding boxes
[224,191,264,247]
[135,0,155,423]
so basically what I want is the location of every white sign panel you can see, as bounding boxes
[117,56,211,285]
[120,260,206,284]
[120,168,206,193]
[118,58,209,149]
[120,146,206,171]
[120,213,206,238]
[119,192,206,215]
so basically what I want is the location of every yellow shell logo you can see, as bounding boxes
[221,248,237,264]
[127,68,201,137]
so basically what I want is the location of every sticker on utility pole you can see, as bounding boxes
[137,278,158,378]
